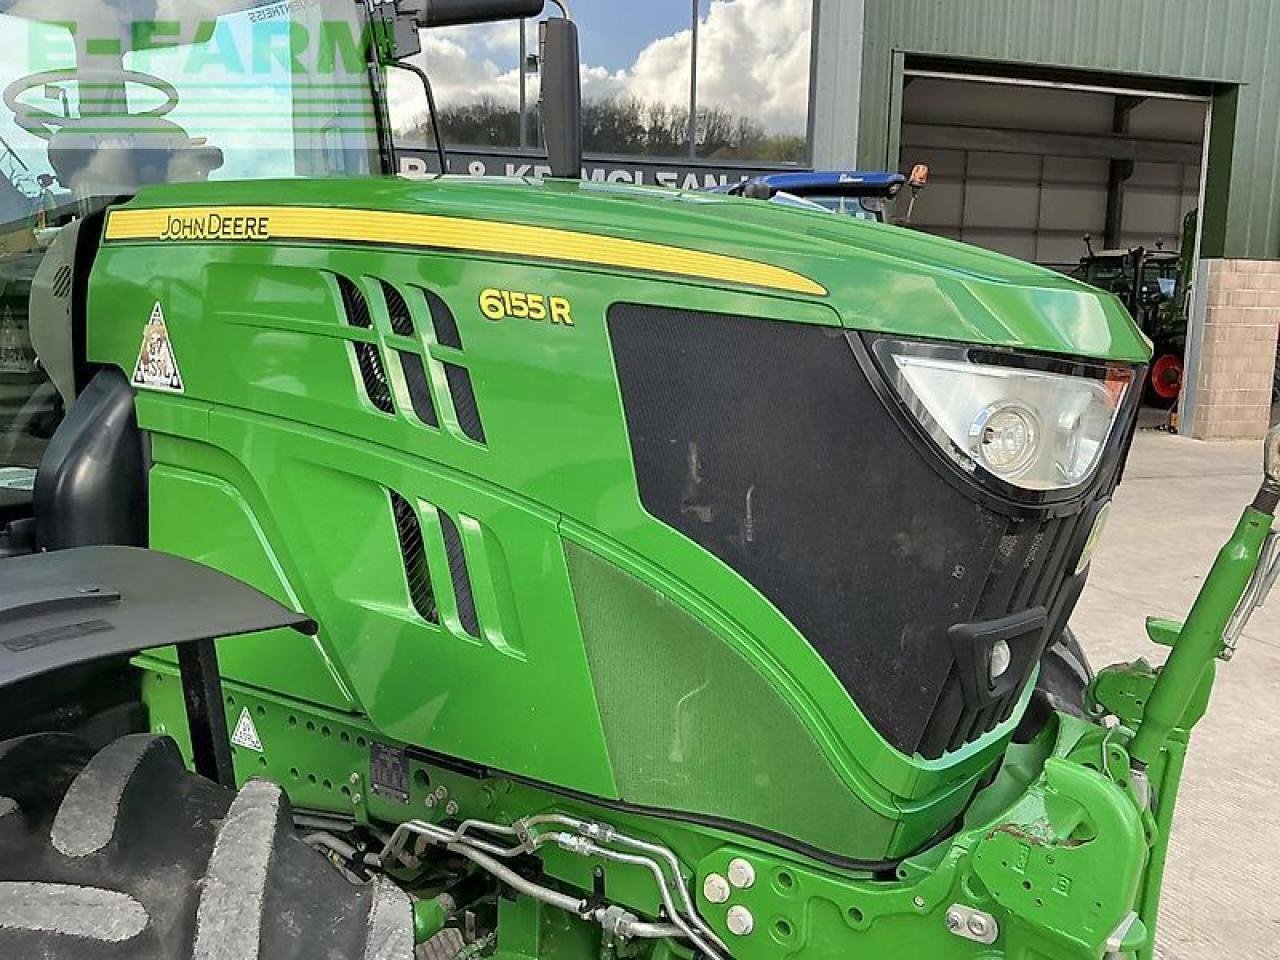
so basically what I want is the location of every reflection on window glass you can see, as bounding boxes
[396,19,525,151]
[401,1,812,164]
[577,0,694,158]
[0,0,381,476]
[694,0,811,162]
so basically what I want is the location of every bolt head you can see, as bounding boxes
[425,795,437,809]
[350,792,362,805]
[945,910,963,932]
[727,858,756,889]
[349,773,360,785]
[703,873,731,904]
[913,896,926,909]
[726,906,755,937]
[967,914,990,938]
[445,801,459,816]
[434,786,448,801]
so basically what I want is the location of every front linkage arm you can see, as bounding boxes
[1127,423,1280,769]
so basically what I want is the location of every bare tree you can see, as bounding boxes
[408,96,806,163]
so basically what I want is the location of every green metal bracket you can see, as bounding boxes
[1143,618,1182,648]
[1129,507,1274,767]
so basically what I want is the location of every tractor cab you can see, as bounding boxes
[0,0,390,555]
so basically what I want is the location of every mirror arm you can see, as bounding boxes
[397,60,450,175]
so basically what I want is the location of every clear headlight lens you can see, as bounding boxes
[874,339,1135,493]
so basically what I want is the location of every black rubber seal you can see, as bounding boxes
[1252,484,1280,516]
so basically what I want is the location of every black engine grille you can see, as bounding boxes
[608,305,1129,759]
[918,511,1092,756]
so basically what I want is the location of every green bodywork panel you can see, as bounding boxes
[89,175,1149,862]
[143,663,1165,959]
[87,171,1189,957]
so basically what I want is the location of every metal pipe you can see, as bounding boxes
[383,816,723,955]
[627,921,683,939]
[446,841,586,914]
[687,0,699,158]
[550,834,726,960]
[901,68,1210,103]
[394,60,450,174]
[519,18,529,149]
[521,814,726,953]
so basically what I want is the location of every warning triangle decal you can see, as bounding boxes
[231,707,264,752]
[132,301,184,393]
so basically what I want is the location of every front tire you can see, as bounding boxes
[1014,628,1093,741]
[0,732,414,960]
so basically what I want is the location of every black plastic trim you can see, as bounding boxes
[424,289,463,350]
[353,343,395,415]
[337,275,373,329]
[444,363,486,444]
[381,281,415,337]
[389,491,438,624]
[398,739,960,876]
[399,352,438,427]
[438,510,480,637]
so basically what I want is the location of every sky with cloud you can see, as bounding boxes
[391,0,813,137]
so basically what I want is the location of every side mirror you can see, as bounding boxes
[388,2,546,58]
[400,0,545,28]
[540,16,582,179]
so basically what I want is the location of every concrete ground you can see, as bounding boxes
[1072,429,1279,959]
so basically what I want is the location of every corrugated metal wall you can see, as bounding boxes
[859,0,1280,259]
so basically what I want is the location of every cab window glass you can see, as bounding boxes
[0,2,381,478]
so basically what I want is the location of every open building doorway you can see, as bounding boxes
[897,62,1211,421]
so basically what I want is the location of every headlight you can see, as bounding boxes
[872,338,1135,493]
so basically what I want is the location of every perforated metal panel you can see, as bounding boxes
[565,540,896,861]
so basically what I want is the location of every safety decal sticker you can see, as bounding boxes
[231,707,264,752]
[132,301,184,393]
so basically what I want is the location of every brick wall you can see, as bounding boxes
[1186,259,1280,441]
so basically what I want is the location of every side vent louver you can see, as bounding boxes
[353,344,394,415]
[337,275,372,329]
[382,281,415,337]
[389,491,439,623]
[337,275,394,415]
[332,275,487,442]
[444,364,486,444]
[424,289,463,350]
[438,510,480,638]
[399,352,439,427]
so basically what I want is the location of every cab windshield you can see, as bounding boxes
[0,0,381,218]
[0,0,382,481]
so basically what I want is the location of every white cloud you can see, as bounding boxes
[407,0,811,136]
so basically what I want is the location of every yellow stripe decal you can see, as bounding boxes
[105,205,827,297]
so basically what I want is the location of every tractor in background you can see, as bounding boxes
[1071,215,1198,409]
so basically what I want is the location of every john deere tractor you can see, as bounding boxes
[0,3,1277,960]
